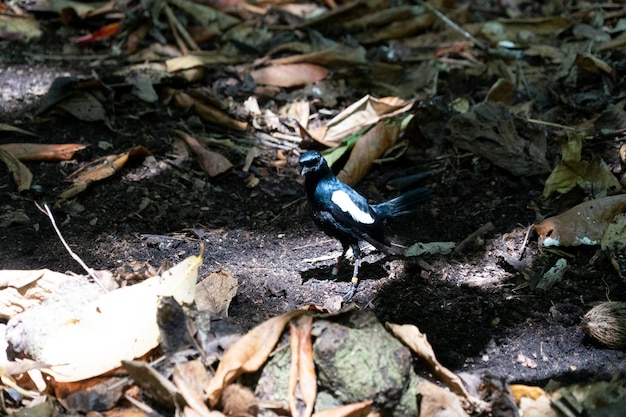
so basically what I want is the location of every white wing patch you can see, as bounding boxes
[331,190,375,224]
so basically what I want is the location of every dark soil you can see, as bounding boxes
[2,42,626,392]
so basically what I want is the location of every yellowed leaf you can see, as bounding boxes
[8,251,201,382]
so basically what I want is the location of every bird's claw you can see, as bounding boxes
[342,280,358,302]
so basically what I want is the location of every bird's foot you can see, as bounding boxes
[342,278,359,302]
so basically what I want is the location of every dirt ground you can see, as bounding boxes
[2,41,626,393]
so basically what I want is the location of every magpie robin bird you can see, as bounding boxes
[299,150,433,301]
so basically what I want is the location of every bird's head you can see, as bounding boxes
[298,150,329,176]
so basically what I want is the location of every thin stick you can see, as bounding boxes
[35,202,108,292]
[416,0,487,51]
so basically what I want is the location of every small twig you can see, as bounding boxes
[35,202,109,292]
[453,222,494,255]
[415,0,488,51]
[163,3,200,53]
[518,225,532,261]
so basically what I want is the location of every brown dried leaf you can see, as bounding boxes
[336,122,399,186]
[416,380,470,417]
[533,195,626,247]
[0,143,87,162]
[195,269,238,317]
[0,148,33,191]
[386,322,473,402]
[176,131,233,177]
[288,315,316,417]
[250,63,328,87]
[171,91,248,131]
[221,384,258,417]
[205,309,312,406]
[60,146,151,199]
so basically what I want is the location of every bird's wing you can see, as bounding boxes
[320,183,388,248]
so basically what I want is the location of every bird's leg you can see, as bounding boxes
[331,244,349,278]
[343,244,361,302]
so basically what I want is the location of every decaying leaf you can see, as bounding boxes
[0,148,33,191]
[0,269,77,319]
[336,122,399,186]
[6,250,202,382]
[221,384,258,417]
[415,380,469,417]
[205,309,312,406]
[288,315,315,417]
[194,269,238,317]
[60,146,152,199]
[543,132,621,197]
[601,212,626,278]
[533,195,626,247]
[386,322,474,402]
[446,101,550,176]
[0,143,87,162]
[176,131,233,177]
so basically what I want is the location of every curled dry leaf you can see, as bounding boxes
[250,63,328,88]
[288,315,315,417]
[533,195,626,247]
[336,122,399,186]
[0,148,32,191]
[176,130,233,177]
[386,322,473,402]
[205,309,312,406]
[307,95,414,147]
[0,143,87,161]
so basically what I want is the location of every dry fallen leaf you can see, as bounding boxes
[195,269,238,317]
[0,143,87,162]
[205,309,313,406]
[533,195,626,247]
[386,322,473,402]
[250,63,328,87]
[288,315,315,417]
[176,130,233,177]
[0,148,33,191]
[336,122,399,186]
[308,95,414,147]
[60,146,152,199]
[6,250,201,382]
[542,132,621,197]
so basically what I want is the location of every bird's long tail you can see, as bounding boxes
[372,187,434,219]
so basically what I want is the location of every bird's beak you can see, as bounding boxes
[300,166,310,176]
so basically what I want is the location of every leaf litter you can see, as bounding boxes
[3,0,626,415]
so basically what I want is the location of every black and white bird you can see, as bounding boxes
[299,150,433,301]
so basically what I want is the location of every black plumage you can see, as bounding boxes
[299,150,433,301]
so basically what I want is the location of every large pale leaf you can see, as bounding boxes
[6,252,201,382]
